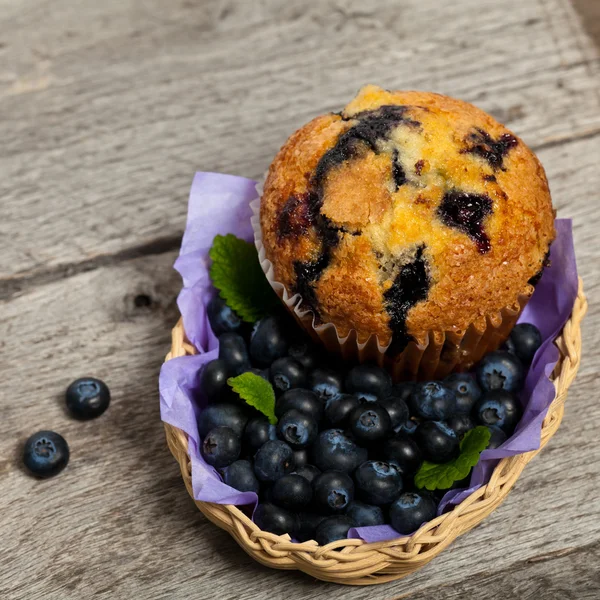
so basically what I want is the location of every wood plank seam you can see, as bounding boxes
[2,127,598,303]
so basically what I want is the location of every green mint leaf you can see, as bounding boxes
[414,426,491,491]
[209,233,279,323]
[228,372,277,425]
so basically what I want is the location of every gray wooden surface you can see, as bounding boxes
[0,1,598,598]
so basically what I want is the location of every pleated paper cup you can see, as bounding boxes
[251,188,532,381]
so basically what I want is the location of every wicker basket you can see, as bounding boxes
[163,279,586,585]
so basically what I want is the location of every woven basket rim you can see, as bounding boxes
[163,279,587,585]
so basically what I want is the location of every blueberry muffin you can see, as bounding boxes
[258,85,555,369]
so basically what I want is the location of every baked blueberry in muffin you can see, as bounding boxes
[259,85,555,365]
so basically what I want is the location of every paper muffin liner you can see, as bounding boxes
[251,185,533,381]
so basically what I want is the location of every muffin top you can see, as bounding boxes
[260,85,555,350]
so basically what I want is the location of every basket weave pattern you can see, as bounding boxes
[163,280,586,585]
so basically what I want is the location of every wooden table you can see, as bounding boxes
[1,1,599,598]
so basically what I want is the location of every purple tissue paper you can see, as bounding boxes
[159,172,579,543]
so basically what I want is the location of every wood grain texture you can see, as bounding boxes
[0,0,599,286]
[397,542,600,600]
[0,0,599,598]
[573,0,600,48]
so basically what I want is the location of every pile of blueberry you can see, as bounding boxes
[200,296,542,545]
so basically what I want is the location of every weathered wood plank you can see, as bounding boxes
[0,0,598,283]
[1,0,599,598]
[573,0,600,49]
[397,542,600,600]
[0,131,599,599]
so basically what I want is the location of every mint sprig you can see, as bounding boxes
[415,426,491,491]
[228,372,277,425]
[209,234,279,323]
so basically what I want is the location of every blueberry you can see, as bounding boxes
[415,421,460,463]
[308,368,343,402]
[349,403,392,444]
[223,460,260,494]
[201,427,241,468]
[324,393,360,427]
[311,429,368,473]
[508,323,543,364]
[254,503,297,536]
[476,351,525,393]
[197,402,248,438]
[379,395,410,428]
[199,360,230,403]
[315,516,355,545]
[288,340,321,371]
[502,336,517,355]
[295,512,327,542]
[242,416,276,454]
[395,419,418,436]
[474,390,522,434]
[293,449,308,469]
[254,440,295,482]
[250,316,290,367]
[23,431,69,478]
[390,492,438,534]
[218,332,250,376]
[65,377,110,420]
[275,388,323,421]
[345,501,386,527]
[246,367,270,381]
[345,365,392,400]
[312,471,355,514]
[444,373,482,415]
[272,473,313,510]
[381,434,423,475]
[207,295,242,336]
[411,382,457,420]
[391,382,416,404]
[260,484,274,503]
[353,391,377,403]
[354,461,403,505]
[446,414,475,438]
[487,425,508,449]
[277,409,318,450]
[269,357,306,395]
[293,464,321,484]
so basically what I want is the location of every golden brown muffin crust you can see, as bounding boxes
[260,85,555,348]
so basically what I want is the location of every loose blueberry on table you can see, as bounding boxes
[201,235,542,544]
[23,431,70,478]
[65,377,111,420]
